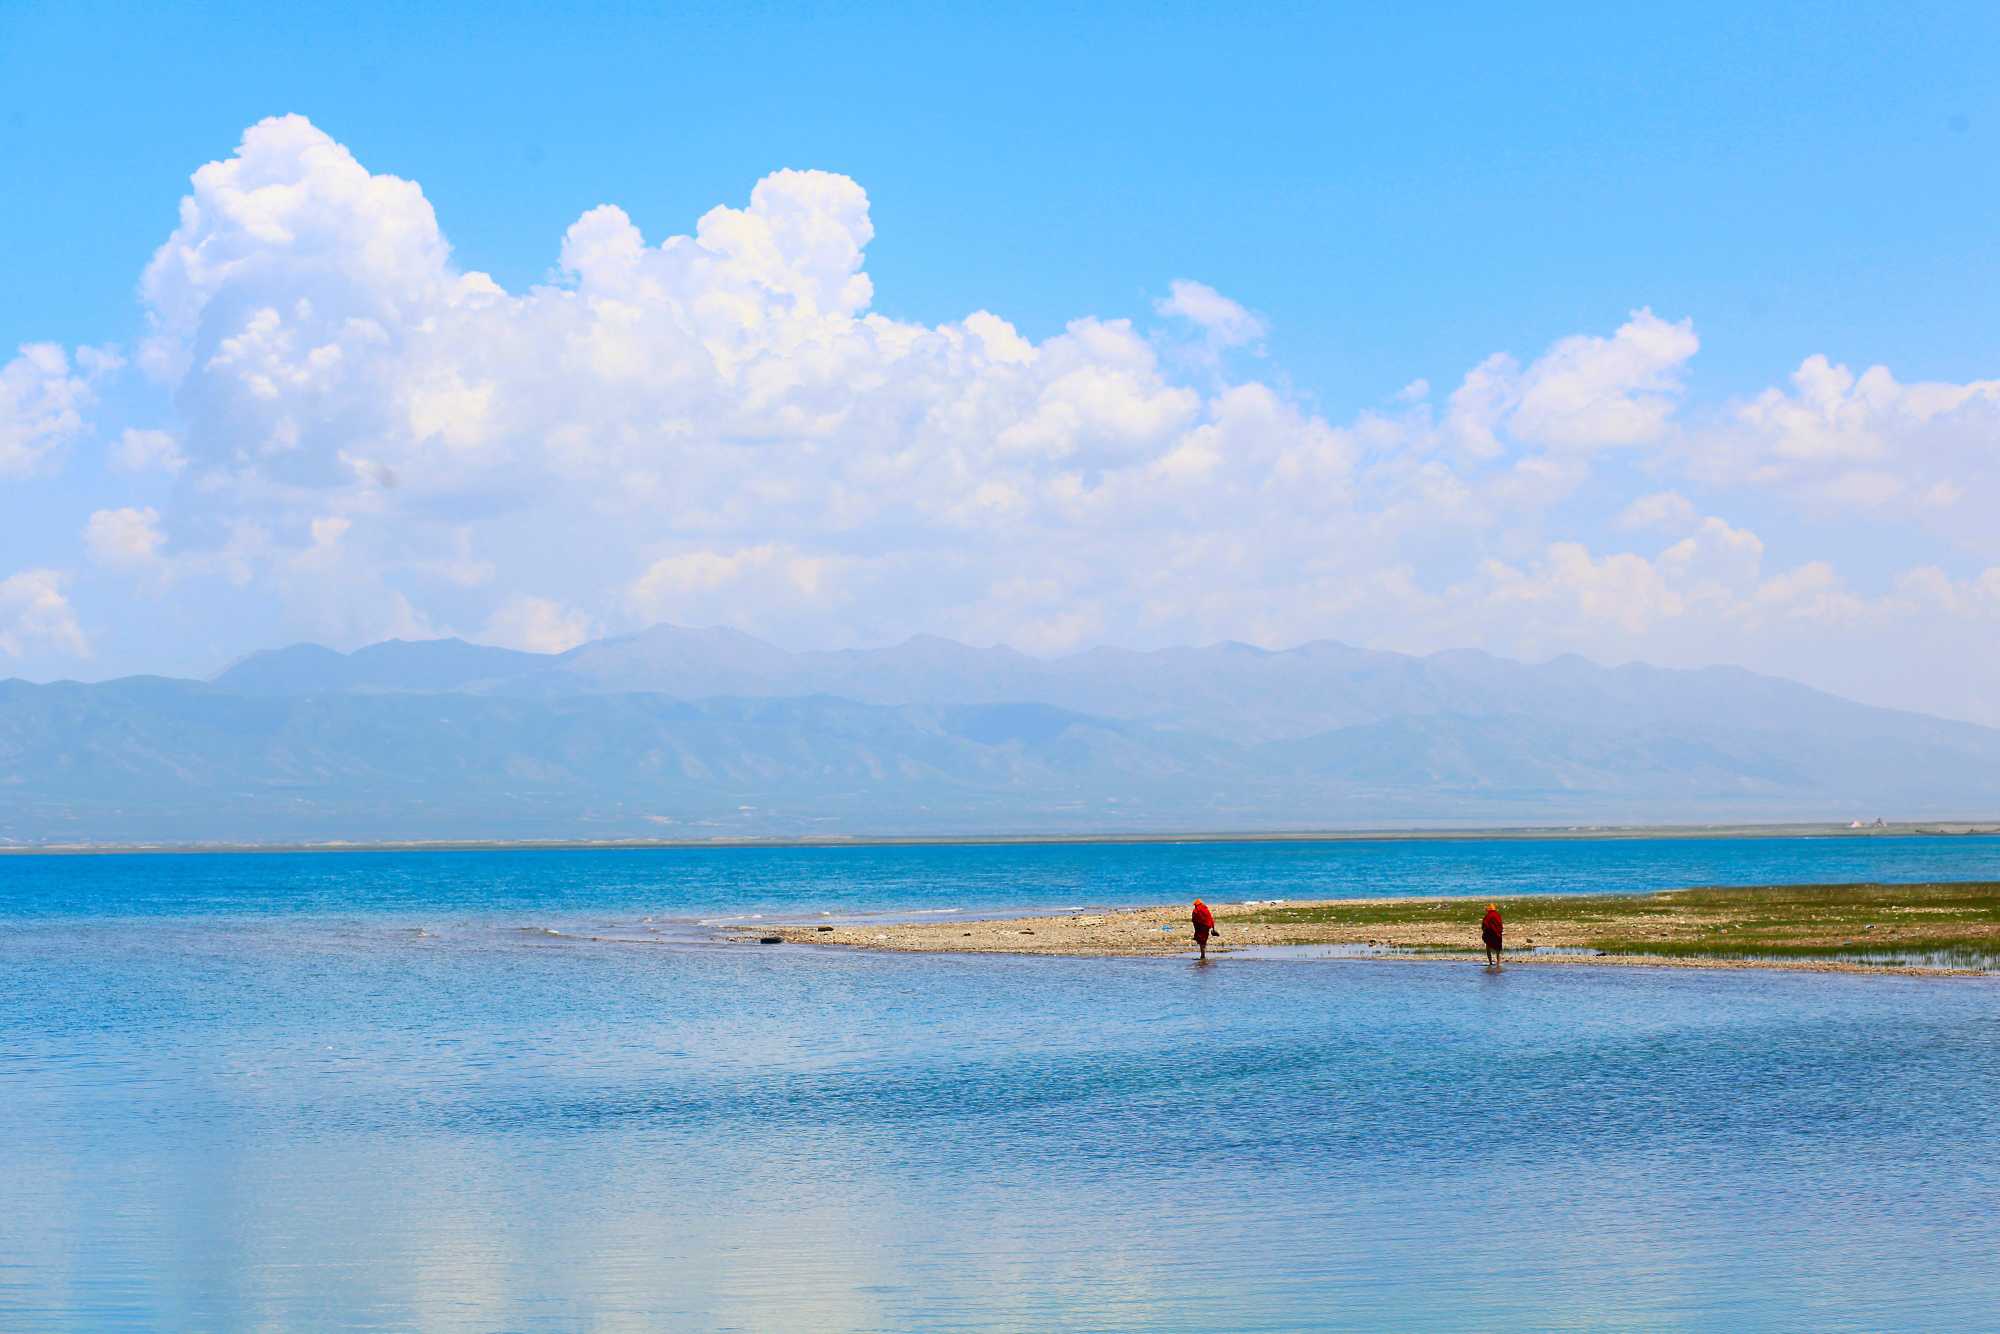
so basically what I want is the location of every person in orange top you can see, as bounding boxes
[1191,898,1220,961]
[1481,903,1503,969]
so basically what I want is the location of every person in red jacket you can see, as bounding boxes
[1481,903,1503,969]
[1192,898,1220,961]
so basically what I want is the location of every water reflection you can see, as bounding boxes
[4,920,1998,1329]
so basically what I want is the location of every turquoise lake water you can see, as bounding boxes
[4,836,1999,1330]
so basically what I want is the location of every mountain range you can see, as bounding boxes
[4,625,1998,843]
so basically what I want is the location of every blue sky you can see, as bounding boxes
[3,1,1999,720]
[9,2,1996,392]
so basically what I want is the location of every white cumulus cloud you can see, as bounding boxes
[0,570,90,659]
[13,113,2000,724]
[1504,309,1699,451]
[1690,355,2000,557]
[1,344,120,477]
[1155,279,1266,348]
[1617,490,1697,531]
[111,428,187,474]
[480,595,595,653]
[84,507,166,570]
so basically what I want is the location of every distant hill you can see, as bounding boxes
[216,625,1988,746]
[3,627,1997,842]
[213,638,552,696]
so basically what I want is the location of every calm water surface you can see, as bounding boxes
[4,837,1998,1330]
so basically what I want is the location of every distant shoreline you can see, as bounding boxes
[3,820,1998,856]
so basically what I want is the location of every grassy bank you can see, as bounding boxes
[1229,882,2000,964]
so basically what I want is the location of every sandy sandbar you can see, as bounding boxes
[758,891,1999,977]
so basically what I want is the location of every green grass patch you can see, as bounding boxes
[1229,881,2000,965]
